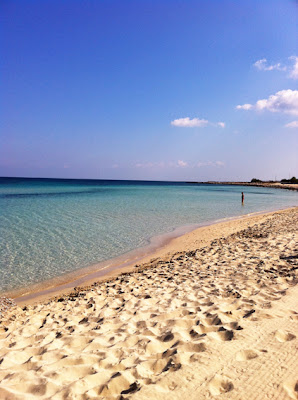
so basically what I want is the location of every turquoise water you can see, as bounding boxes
[1,178,297,294]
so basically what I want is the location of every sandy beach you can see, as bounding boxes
[2,1,297,399]
[0,207,297,399]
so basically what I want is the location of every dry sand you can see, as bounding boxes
[0,207,297,399]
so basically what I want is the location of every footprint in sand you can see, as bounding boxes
[180,342,206,353]
[98,372,139,397]
[211,328,234,341]
[236,349,258,361]
[201,314,222,326]
[275,330,296,342]
[209,374,234,395]
[136,359,168,377]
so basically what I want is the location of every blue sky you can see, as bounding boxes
[1,0,297,181]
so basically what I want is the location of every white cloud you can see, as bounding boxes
[177,160,188,167]
[289,56,298,80]
[134,160,224,169]
[236,103,253,110]
[215,161,225,166]
[171,117,225,128]
[217,122,225,128]
[254,58,286,71]
[236,89,298,116]
[253,56,298,80]
[196,161,225,168]
[285,120,298,128]
[171,117,208,127]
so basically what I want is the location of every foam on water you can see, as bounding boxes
[1,178,297,294]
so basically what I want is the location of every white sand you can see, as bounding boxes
[0,207,297,399]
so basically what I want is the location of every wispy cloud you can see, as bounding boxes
[135,160,187,168]
[253,56,298,79]
[135,162,166,168]
[236,103,253,110]
[134,160,224,169]
[177,160,188,167]
[236,89,298,116]
[285,120,298,128]
[215,161,225,166]
[254,58,286,71]
[171,117,225,128]
[289,56,298,80]
[197,161,225,168]
[216,122,225,128]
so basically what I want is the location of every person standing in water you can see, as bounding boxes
[241,192,244,204]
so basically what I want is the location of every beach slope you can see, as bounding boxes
[0,208,297,399]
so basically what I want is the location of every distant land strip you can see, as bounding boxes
[186,181,298,191]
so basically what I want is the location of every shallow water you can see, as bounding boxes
[1,178,297,293]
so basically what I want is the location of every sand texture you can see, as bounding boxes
[0,208,297,399]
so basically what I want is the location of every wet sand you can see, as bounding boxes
[0,207,297,399]
[6,208,296,306]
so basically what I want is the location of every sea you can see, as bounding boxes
[1,177,297,295]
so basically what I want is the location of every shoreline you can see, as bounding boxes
[0,206,297,399]
[7,205,298,307]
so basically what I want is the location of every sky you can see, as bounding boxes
[1,0,298,181]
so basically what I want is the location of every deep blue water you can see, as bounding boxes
[1,177,297,294]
